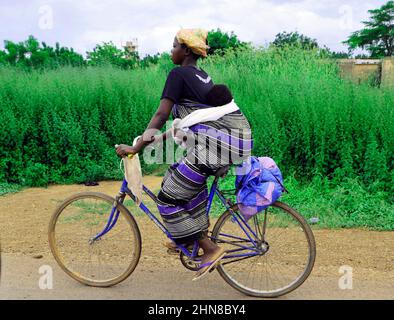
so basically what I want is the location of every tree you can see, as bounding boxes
[44,42,85,67]
[343,1,394,57]
[1,35,85,69]
[0,50,6,65]
[207,29,248,55]
[3,37,33,66]
[86,42,139,69]
[139,53,160,68]
[272,31,319,50]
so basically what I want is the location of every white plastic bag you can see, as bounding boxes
[119,136,143,205]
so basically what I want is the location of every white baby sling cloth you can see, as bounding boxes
[121,100,240,204]
[171,99,239,147]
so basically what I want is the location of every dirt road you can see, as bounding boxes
[0,179,393,299]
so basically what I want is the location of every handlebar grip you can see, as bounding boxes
[115,144,134,159]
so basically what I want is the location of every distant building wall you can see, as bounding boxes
[337,59,381,85]
[381,57,394,89]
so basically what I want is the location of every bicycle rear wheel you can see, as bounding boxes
[211,202,316,298]
[48,192,141,287]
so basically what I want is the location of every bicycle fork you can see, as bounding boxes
[89,192,126,244]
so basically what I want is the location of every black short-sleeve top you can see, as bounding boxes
[161,65,214,105]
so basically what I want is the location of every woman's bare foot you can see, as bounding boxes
[193,238,226,281]
[198,237,223,265]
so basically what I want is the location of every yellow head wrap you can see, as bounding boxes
[176,28,209,58]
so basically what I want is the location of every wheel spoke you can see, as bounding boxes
[49,193,141,287]
[213,204,315,297]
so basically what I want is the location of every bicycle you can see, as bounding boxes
[48,163,316,298]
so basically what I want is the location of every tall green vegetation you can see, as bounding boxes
[0,65,162,186]
[1,46,392,189]
[204,47,393,189]
[0,46,392,228]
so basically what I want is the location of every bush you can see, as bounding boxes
[23,162,49,187]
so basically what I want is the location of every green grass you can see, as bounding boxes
[279,176,394,231]
[210,172,394,231]
[0,182,23,196]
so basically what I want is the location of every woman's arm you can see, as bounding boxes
[116,98,174,157]
[151,129,173,145]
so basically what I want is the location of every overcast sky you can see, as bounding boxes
[0,0,388,57]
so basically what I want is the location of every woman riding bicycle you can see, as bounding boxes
[116,28,253,280]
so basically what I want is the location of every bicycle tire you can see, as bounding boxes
[48,192,142,287]
[211,202,316,298]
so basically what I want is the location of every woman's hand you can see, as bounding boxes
[115,144,137,158]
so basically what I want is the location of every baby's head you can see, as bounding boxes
[206,84,233,107]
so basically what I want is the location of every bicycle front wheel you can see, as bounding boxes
[211,202,316,298]
[48,192,141,287]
